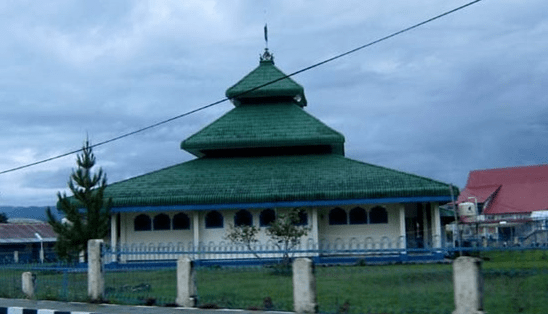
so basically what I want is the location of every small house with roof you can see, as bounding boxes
[104,50,457,260]
[0,220,56,263]
[456,164,548,245]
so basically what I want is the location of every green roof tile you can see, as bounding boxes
[226,59,307,107]
[181,102,345,157]
[104,154,456,208]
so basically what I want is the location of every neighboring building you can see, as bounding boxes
[104,50,457,261]
[0,220,56,263]
[456,164,548,245]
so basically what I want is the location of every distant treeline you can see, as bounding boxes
[0,206,51,221]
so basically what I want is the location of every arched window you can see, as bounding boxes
[349,207,367,224]
[173,213,190,230]
[260,209,276,227]
[205,211,224,229]
[153,213,171,230]
[234,209,253,227]
[329,208,348,225]
[134,214,151,231]
[294,210,308,226]
[369,206,388,224]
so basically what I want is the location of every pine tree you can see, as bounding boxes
[0,212,7,223]
[46,140,111,262]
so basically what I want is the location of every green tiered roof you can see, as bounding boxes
[226,53,307,107]
[105,155,455,208]
[101,51,456,211]
[182,103,345,157]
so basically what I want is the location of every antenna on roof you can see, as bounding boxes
[260,24,273,62]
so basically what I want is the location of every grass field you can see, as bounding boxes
[0,267,88,302]
[1,249,547,313]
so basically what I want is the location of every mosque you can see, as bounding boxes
[104,48,456,261]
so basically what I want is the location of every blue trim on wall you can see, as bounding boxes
[112,196,452,213]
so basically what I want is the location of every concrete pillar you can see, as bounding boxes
[14,251,19,263]
[88,239,104,302]
[453,256,484,314]
[110,213,118,252]
[399,205,407,250]
[431,202,442,248]
[120,213,127,245]
[22,272,35,299]
[293,258,317,313]
[311,208,319,246]
[422,203,429,246]
[192,211,200,260]
[119,213,127,263]
[176,257,197,307]
[110,213,118,263]
[193,212,200,254]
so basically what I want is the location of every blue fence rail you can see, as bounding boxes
[0,248,58,265]
[102,237,432,266]
[101,236,542,267]
[2,234,539,266]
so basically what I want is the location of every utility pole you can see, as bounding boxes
[449,184,462,255]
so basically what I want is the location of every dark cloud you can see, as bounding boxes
[21,168,70,190]
[0,0,547,208]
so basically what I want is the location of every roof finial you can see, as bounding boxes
[264,23,268,49]
[260,23,273,62]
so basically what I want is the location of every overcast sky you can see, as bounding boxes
[0,0,546,210]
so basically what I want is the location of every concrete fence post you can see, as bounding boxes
[292,258,317,313]
[22,272,35,298]
[453,256,484,314]
[176,257,197,307]
[88,239,104,302]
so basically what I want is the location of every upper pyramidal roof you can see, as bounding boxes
[181,49,344,157]
[225,49,307,107]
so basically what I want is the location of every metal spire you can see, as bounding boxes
[264,23,268,49]
[260,23,273,62]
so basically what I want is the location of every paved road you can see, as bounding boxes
[0,298,290,314]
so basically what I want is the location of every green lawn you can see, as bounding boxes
[1,250,547,313]
[316,264,454,313]
[197,266,293,310]
[102,257,548,314]
[480,249,548,314]
[104,268,177,305]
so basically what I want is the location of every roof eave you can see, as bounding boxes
[111,195,454,213]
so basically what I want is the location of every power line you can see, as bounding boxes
[0,0,483,175]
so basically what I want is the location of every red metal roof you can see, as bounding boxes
[458,164,548,215]
[458,185,500,203]
[0,222,56,243]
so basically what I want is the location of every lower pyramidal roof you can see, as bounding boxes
[104,154,456,211]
